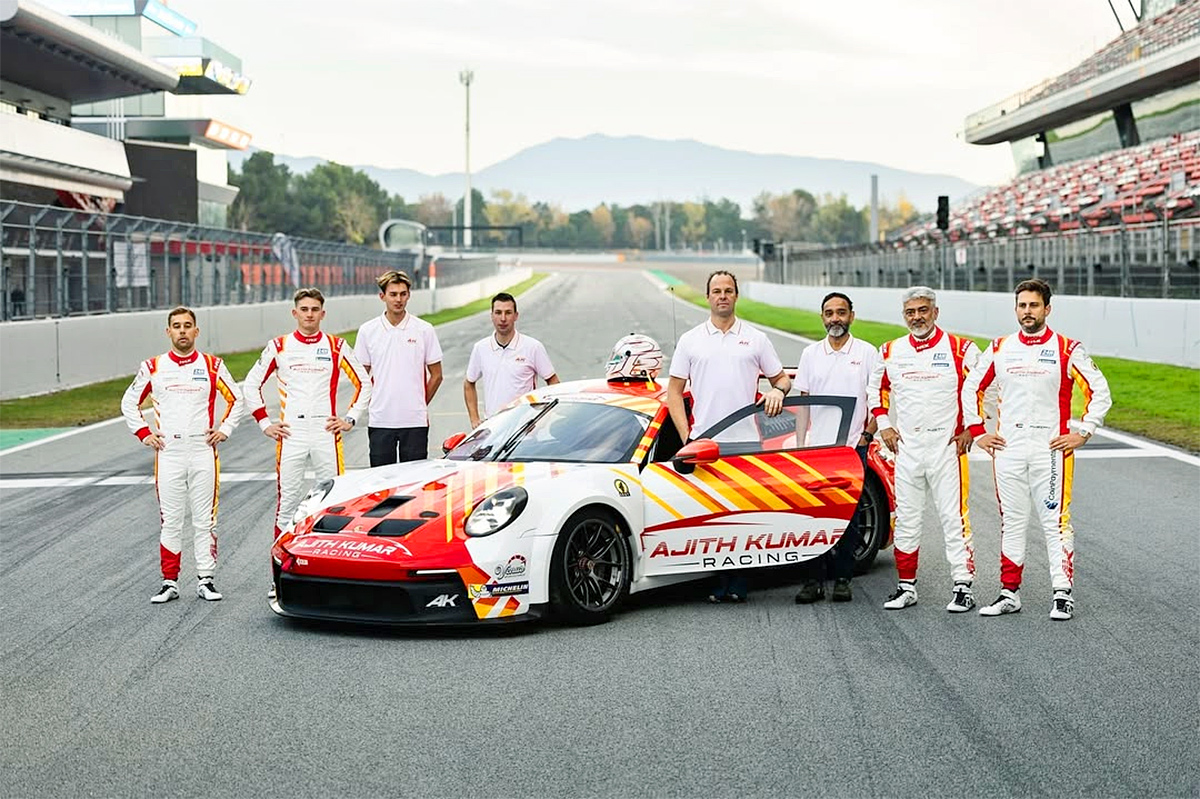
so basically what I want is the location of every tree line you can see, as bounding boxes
[228,151,921,249]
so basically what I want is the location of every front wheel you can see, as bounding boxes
[853,472,889,575]
[549,508,631,625]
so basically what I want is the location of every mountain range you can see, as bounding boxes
[227,134,979,212]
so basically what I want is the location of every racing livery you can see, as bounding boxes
[271,377,895,626]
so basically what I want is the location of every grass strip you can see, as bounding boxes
[0,273,549,430]
[670,284,1199,453]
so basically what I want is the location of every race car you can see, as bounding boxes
[270,335,895,626]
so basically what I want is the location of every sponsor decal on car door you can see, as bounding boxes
[638,397,864,575]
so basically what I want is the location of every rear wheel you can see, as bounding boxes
[853,472,889,575]
[549,508,631,625]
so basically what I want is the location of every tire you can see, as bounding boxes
[548,508,632,625]
[852,471,889,575]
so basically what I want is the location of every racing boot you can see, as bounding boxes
[150,579,179,604]
[1049,589,1074,621]
[978,588,1021,616]
[945,582,975,613]
[883,581,918,609]
[196,577,223,601]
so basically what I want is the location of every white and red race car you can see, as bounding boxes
[270,378,895,626]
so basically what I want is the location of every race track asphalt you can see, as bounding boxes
[2,265,1196,798]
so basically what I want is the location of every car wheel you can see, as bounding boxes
[853,472,888,575]
[549,508,631,625]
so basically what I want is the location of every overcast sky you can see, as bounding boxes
[168,0,1134,188]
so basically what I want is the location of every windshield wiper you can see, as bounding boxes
[494,399,558,461]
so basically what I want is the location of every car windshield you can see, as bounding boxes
[446,399,650,464]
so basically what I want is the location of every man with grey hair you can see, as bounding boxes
[867,286,982,612]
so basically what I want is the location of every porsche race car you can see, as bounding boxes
[269,366,896,627]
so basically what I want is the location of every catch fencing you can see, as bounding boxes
[763,220,1200,299]
[0,201,501,321]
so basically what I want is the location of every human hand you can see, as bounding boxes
[205,428,229,446]
[324,416,353,434]
[142,433,165,451]
[1049,432,1088,452]
[264,421,291,440]
[952,429,974,455]
[758,386,785,417]
[975,432,1006,457]
[880,427,901,453]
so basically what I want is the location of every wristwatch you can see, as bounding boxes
[861,431,874,442]
[1078,429,1092,441]
[343,416,356,427]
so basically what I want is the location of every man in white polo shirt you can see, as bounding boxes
[354,270,444,465]
[793,291,879,604]
[668,270,791,603]
[464,292,559,428]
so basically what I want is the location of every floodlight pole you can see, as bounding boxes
[459,69,474,249]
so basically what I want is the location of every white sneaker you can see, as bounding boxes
[196,578,223,601]
[150,579,179,604]
[1049,589,1074,621]
[883,582,918,609]
[978,588,1021,616]
[946,582,976,613]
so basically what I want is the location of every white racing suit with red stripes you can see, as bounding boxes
[961,327,1111,592]
[243,331,370,539]
[121,351,243,581]
[868,327,980,584]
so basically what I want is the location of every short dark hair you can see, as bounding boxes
[167,306,196,325]
[293,287,325,306]
[1014,278,1052,305]
[821,292,853,312]
[491,292,517,312]
[377,270,412,293]
[706,270,739,294]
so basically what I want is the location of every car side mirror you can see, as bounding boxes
[673,439,720,474]
[442,432,467,454]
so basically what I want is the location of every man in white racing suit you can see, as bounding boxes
[868,287,981,613]
[243,288,371,549]
[961,278,1111,621]
[121,306,243,604]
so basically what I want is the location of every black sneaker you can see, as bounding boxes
[794,580,825,604]
[831,578,853,602]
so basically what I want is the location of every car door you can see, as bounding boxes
[637,395,864,577]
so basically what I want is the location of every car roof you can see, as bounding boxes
[518,377,668,416]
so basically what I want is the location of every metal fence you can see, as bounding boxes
[763,220,1200,299]
[0,202,501,321]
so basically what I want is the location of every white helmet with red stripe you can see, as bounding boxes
[606,333,663,381]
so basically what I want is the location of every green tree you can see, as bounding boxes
[812,193,868,246]
[228,151,292,232]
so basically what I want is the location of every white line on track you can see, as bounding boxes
[0,417,126,457]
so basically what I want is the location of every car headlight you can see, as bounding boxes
[291,478,336,528]
[464,486,528,537]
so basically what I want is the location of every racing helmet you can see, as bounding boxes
[606,333,663,381]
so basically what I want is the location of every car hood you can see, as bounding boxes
[282,459,584,566]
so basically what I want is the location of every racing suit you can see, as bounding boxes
[243,331,370,539]
[121,350,243,581]
[960,327,1111,592]
[868,327,980,584]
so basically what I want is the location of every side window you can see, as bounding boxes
[697,396,857,453]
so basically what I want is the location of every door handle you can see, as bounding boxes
[816,478,853,490]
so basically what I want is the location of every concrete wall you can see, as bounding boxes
[742,282,1200,369]
[0,267,530,400]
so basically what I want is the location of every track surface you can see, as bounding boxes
[3,266,1197,798]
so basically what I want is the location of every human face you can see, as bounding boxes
[902,297,938,339]
[1015,290,1050,335]
[821,297,854,339]
[491,300,518,339]
[380,281,410,319]
[292,298,326,336]
[166,313,197,355]
[707,274,737,320]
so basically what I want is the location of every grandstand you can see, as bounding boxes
[775,0,1200,298]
